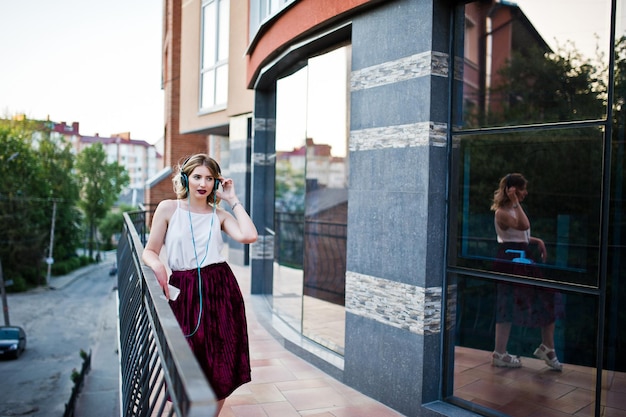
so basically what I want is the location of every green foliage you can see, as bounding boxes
[76,143,129,258]
[275,159,305,212]
[465,41,607,128]
[99,204,136,249]
[492,43,605,124]
[37,132,82,261]
[50,256,95,276]
[0,118,82,288]
[70,368,80,383]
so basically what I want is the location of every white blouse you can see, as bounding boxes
[164,201,225,271]
[494,207,530,244]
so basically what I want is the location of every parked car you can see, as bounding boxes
[0,326,27,359]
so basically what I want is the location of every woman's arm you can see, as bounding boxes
[142,200,175,297]
[495,206,530,231]
[217,177,258,243]
[495,186,530,231]
[529,236,547,261]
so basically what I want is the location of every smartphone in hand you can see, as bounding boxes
[160,284,181,301]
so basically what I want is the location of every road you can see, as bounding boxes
[0,259,117,417]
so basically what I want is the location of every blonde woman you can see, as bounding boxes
[490,173,562,371]
[142,154,258,414]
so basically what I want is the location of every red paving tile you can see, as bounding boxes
[223,265,406,417]
[227,266,626,417]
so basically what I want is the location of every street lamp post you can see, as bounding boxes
[0,260,10,325]
[45,199,58,287]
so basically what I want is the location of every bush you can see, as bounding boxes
[7,275,28,292]
[51,256,94,276]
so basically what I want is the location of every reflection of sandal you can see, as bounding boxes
[534,344,563,371]
[492,351,522,368]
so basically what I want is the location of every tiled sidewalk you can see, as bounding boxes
[223,265,405,417]
[70,259,405,416]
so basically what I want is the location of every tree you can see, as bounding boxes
[76,143,129,258]
[0,117,82,288]
[99,204,136,250]
[37,128,82,262]
[489,42,605,125]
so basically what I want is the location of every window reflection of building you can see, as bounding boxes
[272,46,350,355]
[449,1,618,417]
[462,2,552,126]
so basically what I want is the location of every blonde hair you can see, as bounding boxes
[490,173,527,211]
[173,154,222,205]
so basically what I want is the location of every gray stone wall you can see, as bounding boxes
[250,90,276,294]
[343,0,452,415]
[227,114,253,266]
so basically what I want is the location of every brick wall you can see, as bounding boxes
[145,0,208,225]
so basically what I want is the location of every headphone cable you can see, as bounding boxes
[184,184,216,338]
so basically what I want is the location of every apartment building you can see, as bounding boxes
[53,122,160,187]
[52,122,162,205]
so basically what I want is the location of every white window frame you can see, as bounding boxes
[200,0,229,112]
[249,0,295,40]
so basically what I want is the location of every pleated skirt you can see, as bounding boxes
[168,262,251,400]
[493,242,564,327]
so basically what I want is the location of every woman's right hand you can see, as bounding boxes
[141,199,176,299]
[143,256,171,298]
[506,186,519,204]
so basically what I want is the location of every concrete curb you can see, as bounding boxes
[49,253,116,290]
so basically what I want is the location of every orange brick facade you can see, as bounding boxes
[145,0,209,216]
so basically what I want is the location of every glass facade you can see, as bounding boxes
[446,1,626,416]
[270,45,350,355]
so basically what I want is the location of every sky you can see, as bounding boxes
[0,0,164,144]
[513,0,611,60]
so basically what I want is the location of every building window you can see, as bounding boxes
[271,45,351,355]
[200,0,229,111]
[446,1,622,416]
[249,0,295,40]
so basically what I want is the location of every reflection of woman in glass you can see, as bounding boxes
[490,173,563,371]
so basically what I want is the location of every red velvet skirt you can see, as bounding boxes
[168,262,251,400]
[493,243,564,327]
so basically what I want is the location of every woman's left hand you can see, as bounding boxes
[217,177,237,203]
[529,236,547,261]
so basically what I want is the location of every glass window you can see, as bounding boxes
[200,0,229,110]
[456,0,610,129]
[273,65,307,334]
[249,0,295,41]
[272,45,350,354]
[449,128,603,288]
[449,273,599,417]
[447,1,620,416]
[604,34,626,410]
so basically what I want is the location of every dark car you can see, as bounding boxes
[0,326,27,359]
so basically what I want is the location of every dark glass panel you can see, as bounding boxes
[455,0,610,129]
[451,274,599,417]
[449,128,602,287]
[605,66,626,374]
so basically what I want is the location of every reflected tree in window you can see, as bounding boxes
[489,45,606,124]
[486,43,605,126]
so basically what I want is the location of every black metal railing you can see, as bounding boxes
[117,212,216,417]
